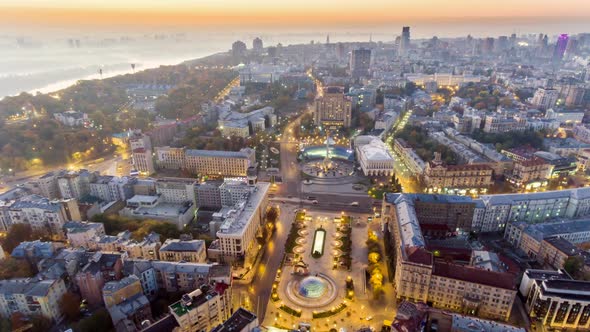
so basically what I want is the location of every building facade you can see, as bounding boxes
[314,86,352,128]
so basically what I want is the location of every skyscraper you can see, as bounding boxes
[231,40,247,60]
[399,26,410,56]
[349,48,371,78]
[252,37,263,53]
[553,34,569,62]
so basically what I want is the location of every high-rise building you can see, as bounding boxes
[131,148,155,176]
[553,34,569,62]
[231,40,247,59]
[252,37,263,53]
[313,86,352,128]
[565,38,578,59]
[349,48,371,78]
[399,26,410,56]
[531,87,559,110]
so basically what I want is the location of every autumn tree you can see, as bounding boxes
[266,206,280,224]
[59,292,81,321]
[1,224,33,253]
[0,258,34,280]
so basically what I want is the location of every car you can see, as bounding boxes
[311,200,319,205]
[365,316,373,321]
[350,202,359,206]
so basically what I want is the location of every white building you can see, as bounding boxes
[405,73,482,86]
[131,148,155,175]
[155,147,186,170]
[156,178,197,205]
[53,111,88,127]
[63,221,106,248]
[218,106,276,138]
[0,278,67,322]
[121,195,195,230]
[532,88,559,110]
[545,109,585,124]
[170,287,232,332]
[207,182,269,264]
[7,195,70,237]
[355,136,395,176]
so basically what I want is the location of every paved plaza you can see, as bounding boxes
[263,209,396,331]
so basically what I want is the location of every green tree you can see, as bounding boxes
[564,256,585,277]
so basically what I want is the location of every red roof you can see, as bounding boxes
[405,246,433,266]
[132,148,146,153]
[433,261,516,290]
[444,164,492,171]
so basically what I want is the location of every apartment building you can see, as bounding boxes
[103,276,152,332]
[508,158,553,189]
[0,278,67,322]
[155,146,186,170]
[30,171,61,199]
[184,148,255,177]
[75,252,123,307]
[424,153,493,192]
[158,239,206,263]
[156,178,197,205]
[393,138,426,175]
[7,194,70,237]
[207,182,269,265]
[504,219,590,260]
[211,308,259,332]
[150,261,231,294]
[131,148,155,175]
[482,115,527,133]
[382,193,517,321]
[169,287,231,331]
[537,237,580,270]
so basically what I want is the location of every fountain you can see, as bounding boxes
[298,276,329,298]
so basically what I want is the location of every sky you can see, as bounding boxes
[2,0,590,28]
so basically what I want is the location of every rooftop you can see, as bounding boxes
[0,278,60,297]
[185,148,253,159]
[160,239,204,253]
[433,261,516,290]
[103,275,140,293]
[543,236,580,256]
[217,182,270,236]
[451,314,525,332]
[63,221,104,234]
[517,219,590,242]
[210,308,258,332]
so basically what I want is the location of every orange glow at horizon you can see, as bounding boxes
[1,1,590,27]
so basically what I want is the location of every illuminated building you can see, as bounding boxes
[314,86,352,128]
